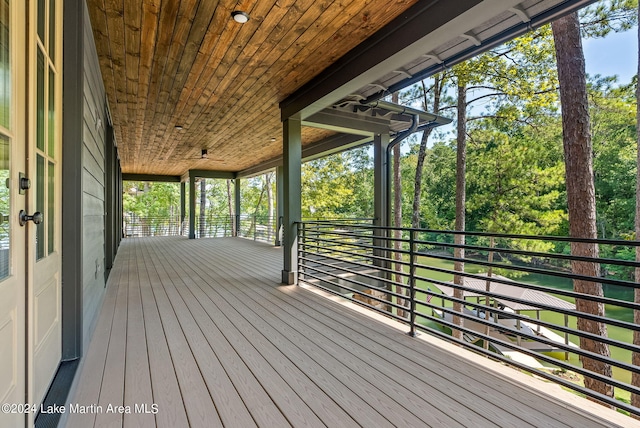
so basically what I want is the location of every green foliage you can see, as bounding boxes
[301,147,373,219]
[123,181,181,218]
[241,175,271,217]
[466,127,566,237]
[406,141,457,229]
[580,0,638,37]
[590,77,638,238]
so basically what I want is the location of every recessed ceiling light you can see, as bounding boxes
[175,125,183,131]
[270,137,276,142]
[201,149,208,159]
[232,11,249,23]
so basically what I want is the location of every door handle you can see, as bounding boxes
[19,210,43,226]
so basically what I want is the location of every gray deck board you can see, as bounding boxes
[123,251,155,428]
[65,237,635,428]
[136,244,190,428]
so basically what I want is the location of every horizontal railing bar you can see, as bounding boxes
[300,240,409,270]
[420,272,640,331]
[299,250,412,285]
[300,270,408,314]
[300,261,409,303]
[414,238,640,269]
[416,320,639,415]
[302,238,640,317]
[302,241,640,352]
[415,262,640,313]
[415,289,640,354]
[303,235,640,311]
[300,241,413,275]
[423,252,639,290]
[303,228,406,244]
[413,318,640,388]
[305,226,640,271]
[306,226,640,274]
[301,242,372,258]
[410,317,640,413]
[301,251,371,265]
[301,217,375,223]
[300,220,640,247]
[299,255,411,295]
[410,304,640,389]
[303,233,410,254]
[302,235,413,259]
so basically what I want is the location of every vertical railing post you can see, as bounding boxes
[408,229,417,337]
[276,215,283,246]
[297,222,304,283]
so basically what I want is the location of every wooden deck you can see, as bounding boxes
[63,237,633,428]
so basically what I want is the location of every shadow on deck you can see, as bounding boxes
[63,237,631,427]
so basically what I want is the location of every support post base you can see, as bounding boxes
[281,270,297,285]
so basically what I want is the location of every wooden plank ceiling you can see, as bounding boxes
[87,0,418,176]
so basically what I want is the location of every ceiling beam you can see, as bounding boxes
[237,133,371,178]
[302,134,372,162]
[188,170,237,180]
[303,110,390,136]
[122,174,181,182]
[362,0,597,104]
[281,0,525,120]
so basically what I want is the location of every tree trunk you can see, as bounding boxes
[250,178,266,238]
[199,179,206,238]
[632,2,640,416]
[452,82,467,341]
[227,179,235,236]
[391,92,407,318]
[412,76,442,229]
[552,12,613,401]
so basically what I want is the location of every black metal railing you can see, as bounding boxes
[195,214,279,244]
[237,215,278,243]
[125,214,282,243]
[297,220,640,416]
[124,216,184,237]
[195,215,235,238]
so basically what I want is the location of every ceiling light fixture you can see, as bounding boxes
[231,11,249,23]
[201,149,208,159]
[175,125,183,131]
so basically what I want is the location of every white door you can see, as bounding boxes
[0,1,29,427]
[28,0,62,410]
[0,0,61,424]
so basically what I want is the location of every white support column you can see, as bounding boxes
[282,118,302,284]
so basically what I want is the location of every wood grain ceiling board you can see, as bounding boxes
[86,0,418,176]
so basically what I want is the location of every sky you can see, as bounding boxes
[425,25,640,141]
[583,27,637,83]
[391,23,639,151]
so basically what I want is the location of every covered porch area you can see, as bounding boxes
[63,237,626,427]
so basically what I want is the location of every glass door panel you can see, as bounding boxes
[0,2,27,427]
[0,0,10,280]
[0,134,9,280]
